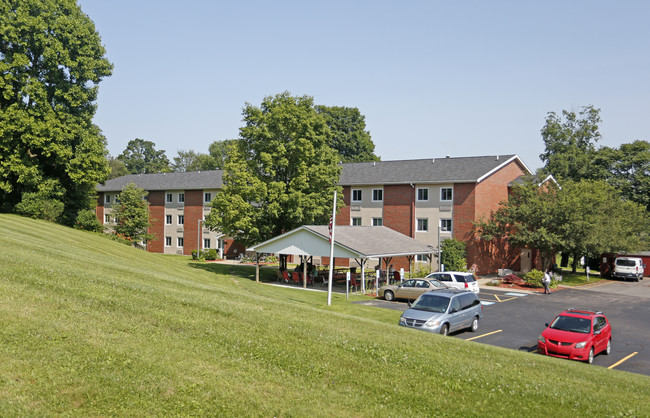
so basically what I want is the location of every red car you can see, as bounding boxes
[537,309,612,364]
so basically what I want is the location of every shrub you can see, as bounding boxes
[525,269,560,288]
[412,263,432,277]
[15,193,64,222]
[205,249,218,260]
[75,209,104,232]
[440,239,467,271]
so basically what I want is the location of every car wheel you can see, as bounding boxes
[440,324,449,336]
[587,347,594,364]
[384,290,394,301]
[605,339,611,355]
[468,317,479,332]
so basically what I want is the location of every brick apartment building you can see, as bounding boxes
[96,154,538,274]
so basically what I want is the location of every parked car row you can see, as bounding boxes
[384,271,613,365]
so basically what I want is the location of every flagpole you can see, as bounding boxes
[327,190,337,306]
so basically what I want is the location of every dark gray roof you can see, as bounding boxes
[339,155,528,185]
[96,154,530,192]
[96,170,223,192]
[304,225,433,258]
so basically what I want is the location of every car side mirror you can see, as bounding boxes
[450,308,458,313]
[594,330,601,335]
[545,323,549,327]
[407,301,412,308]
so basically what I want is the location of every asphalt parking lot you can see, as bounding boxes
[358,279,650,376]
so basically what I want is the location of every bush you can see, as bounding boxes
[75,209,104,232]
[205,249,218,260]
[523,269,559,289]
[15,193,64,222]
[440,239,467,271]
[411,263,432,277]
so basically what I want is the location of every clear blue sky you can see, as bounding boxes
[78,0,650,172]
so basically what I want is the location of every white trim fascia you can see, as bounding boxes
[476,155,531,183]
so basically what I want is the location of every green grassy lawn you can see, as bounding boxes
[1,214,649,416]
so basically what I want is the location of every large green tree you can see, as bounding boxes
[113,183,154,247]
[475,178,649,272]
[208,139,238,169]
[205,92,342,246]
[117,138,171,174]
[315,105,379,163]
[539,105,601,182]
[172,149,217,172]
[0,0,113,223]
[592,140,650,211]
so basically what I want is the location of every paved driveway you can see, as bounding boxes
[359,281,650,376]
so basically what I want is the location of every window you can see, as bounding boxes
[417,218,428,232]
[166,215,172,225]
[372,217,383,226]
[441,187,453,202]
[178,215,184,225]
[416,254,427,262]
[177,237,184,247]
[204,238,211,249]
[165,236,172,246]
[372,189,383,202]
[178,193,185,203]
[204,192,212,203]
[417,188,429,201]
[104,214,111,223]
[166,193,173,203]
[440,219,452,232]
[105,194,111,203]
[351,217,362,226]
[352,189,362,202]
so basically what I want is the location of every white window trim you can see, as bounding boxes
[441,187,453,202]
[351,217,362,226]
[416,218,429,232]
[372,217,383,226]
[372,188,383,202]
[440,218,452,232]
[177,237,184,247]
[352,189,362,202]
[416,188,429,202]
[178,215,184,225]
[166,193,173,203]
[178,193,185,203]
[204,192,211,203]
[165,236,172,247]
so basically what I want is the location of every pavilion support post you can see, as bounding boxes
[302,255,308,288]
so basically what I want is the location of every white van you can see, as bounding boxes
[613,257,645,282]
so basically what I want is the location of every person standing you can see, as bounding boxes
[543,269,552,294]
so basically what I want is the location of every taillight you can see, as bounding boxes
[465,283,469,288]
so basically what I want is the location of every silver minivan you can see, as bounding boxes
[399,289,483,335]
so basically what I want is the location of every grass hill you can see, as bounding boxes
[1,214,649,416]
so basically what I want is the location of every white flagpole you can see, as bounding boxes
[327,190,337,306]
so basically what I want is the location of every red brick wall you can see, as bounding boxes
[339,187,351,225]
[147,191,165,253]
[460,160,528,274]
[384,184,413,237]
[184,190,203,256]
[96,193,104,223]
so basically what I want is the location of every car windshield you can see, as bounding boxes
[411,294,450,313]
[550,315,591,334]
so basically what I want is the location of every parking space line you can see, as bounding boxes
[608,352,638,369]
[465,330,502,341]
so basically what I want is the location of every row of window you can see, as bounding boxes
[166,214,184,225]
[165,192,212,204]
[164,237,215,248]
[350,217,452,232]
[351,187,452,203]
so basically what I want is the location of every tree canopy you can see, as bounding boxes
[0,0,113,223]
[117,138,171,174]
[539,105,601,182]
[205,92,342,246]
[474,177,649,272]
[113,183,155,247]
[315,105,379,163]
[208,139,238,169]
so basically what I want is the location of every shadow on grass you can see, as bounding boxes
[188,261,277,283]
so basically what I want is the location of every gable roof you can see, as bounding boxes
[96,154,531,192]
[96,170,223,192]
[250,225,434,258]
[339,155,529,186]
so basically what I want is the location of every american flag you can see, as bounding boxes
[328,215,333,243]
